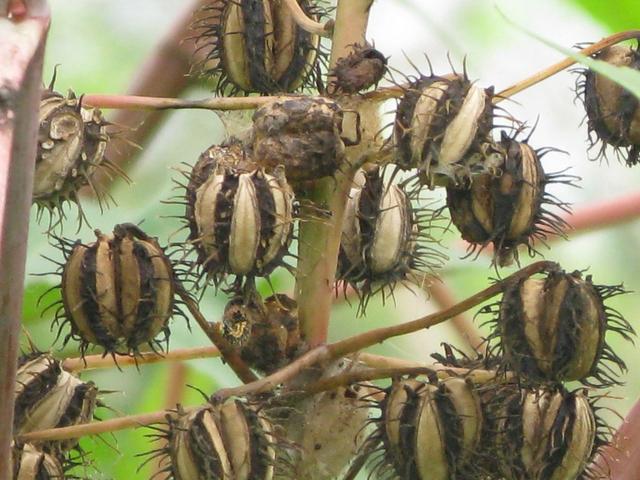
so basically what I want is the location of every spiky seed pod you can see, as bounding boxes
[222,289,304,374]
[577,43,640,165]
[489,269,634,386]
[446,132,573,266]
[33,89,115,227]
[192,0,325,95]
[11,443,65,480]
[14,353,97,452]
[250,96,346,182]
[187,155,295,286]
[393,73,495,187]
[370,377,483,480]
[488,386,599,480]
[58,223,175,356]
[338,168,445,310]
[162,401,277,480]
[328,43,387,94]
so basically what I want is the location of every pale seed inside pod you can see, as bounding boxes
[414,384,449,480]
[12,443,65,480]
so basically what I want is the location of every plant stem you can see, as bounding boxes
[283,0,333,37]
[83,94,278,111]
[0,3,49,476]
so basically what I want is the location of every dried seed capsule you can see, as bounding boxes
[446,132,573,266]
[162,401,277,480]
[490,269,634,386]
[489,386,599,480]
[328,43,387,94]
[250,96,346,182]
[57,223,176,356]
[14,353,97,452]
[33,88,118,228]
[186,153,295,285]
[577,43,640,165]
[338,168,445,310]
[393,72,495,186]
[11,443,65,480]
[192,0,325,95]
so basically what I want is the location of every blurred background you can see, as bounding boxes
[23,0,640,477]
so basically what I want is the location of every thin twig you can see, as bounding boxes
[83,94,279,111]
[283,0,333,37]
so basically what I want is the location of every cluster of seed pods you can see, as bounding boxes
[19,1,640,479]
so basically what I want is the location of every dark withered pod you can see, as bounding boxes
[222,287,304,374]
[446,131,574,266]
[366,377,483,480]
[328,42,388,95]
[51,223,177,357]
[250,96,347,183]
[485,269,634,386]
[33,87,123,229]
[485,385,606,480]
[393,71,497,187]
[191,0,327,95]
[575,43,640,166]
[14,353,98,452]
[337,167,446,311]
[11,443,65,480]
[149,401,280,480]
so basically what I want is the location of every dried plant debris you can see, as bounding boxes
[11,442,66,480]
[148,400,283,480]
[14,353,98,452]
[328,42,387,95]
[191,0,327,95]
[446,131,575,266]
[33,87,126,230]
[48,223,177,358]
[484,268,634,386]
[250,96,347,183]
[576,42,640,166]
[393,70,498,187]
[337,167,446,312]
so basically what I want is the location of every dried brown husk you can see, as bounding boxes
[489,269,634,386]
[446,131,573,266]
[14,353,98,452]
[393,73,495,187]
[250,96,346,183]
[56,224,176,357]
[11,443,65,480]
[576,43,640,166]
[328,43,387,95]
[191,0,326,95]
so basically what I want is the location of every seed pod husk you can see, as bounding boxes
[328,43,387,95]
[192,0,325,95]
[393,73,495,187]
[490,269,633,386]
[338,167,445,311]
[250,96,346,182]
[577,43,640,165]
[187,152,295,285]
[14,353,97,452]
[163,401,277,480]
[11,443,65,480]
[57,223,175,356]
[446,131,572,266]
[488,386,598,480]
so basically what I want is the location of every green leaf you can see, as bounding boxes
[569,0,640,33]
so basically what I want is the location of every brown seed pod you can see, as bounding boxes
[367,376,483,480]
[485,269,634,386]
[486,385,606,480]
[328,42,387,95]
[222,287,304,374]
[155,400,279,480]
[184,146,295,287]
[337,167,446,311]
[14,353,98,452]
[33,87,122,229]
[250,96,347,183]
[191,0,326,95]
[11,443,65,480]
[52,223,176,357]
[576,43,640,165]
[393,71,496,187]
[446,131,574,266]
